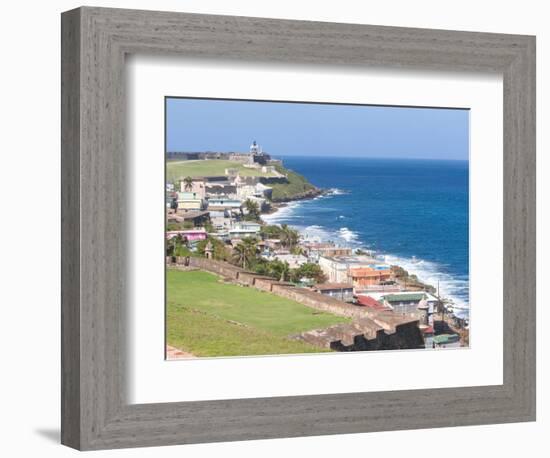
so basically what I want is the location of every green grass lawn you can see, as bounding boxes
[166,160,275,182]
[166,269,349,357]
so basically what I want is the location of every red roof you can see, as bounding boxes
[356,295,389,310]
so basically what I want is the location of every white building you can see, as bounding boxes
[268,253,308,269]
[318,255,379,283]
[250,140,261,154]
[228,221,262,239]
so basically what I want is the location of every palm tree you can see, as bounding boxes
[280,224,299,250]
[232,237,258,269]
[244,199,261,221]
[232,243,248,268]
[268,259,290,282]
[182,176,193,192]
[278,262,290,282]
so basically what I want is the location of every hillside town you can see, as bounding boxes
[166,141,469,354]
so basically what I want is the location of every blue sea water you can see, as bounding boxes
[264,156,469,315]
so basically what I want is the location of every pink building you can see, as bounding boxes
[166,229,207,241]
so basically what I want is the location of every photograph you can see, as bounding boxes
[164,97,470,358]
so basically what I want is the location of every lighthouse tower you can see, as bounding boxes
[250,140,261,154]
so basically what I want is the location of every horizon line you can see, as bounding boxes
[165,151,468,162]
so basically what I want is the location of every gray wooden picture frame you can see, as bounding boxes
[61,6,536,451]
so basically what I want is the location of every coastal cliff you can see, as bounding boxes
[269,165,323,202]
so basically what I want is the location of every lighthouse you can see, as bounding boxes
[250,140,261,154]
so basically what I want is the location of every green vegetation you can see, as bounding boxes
[391,265,436,293]
[253,258,291,282]
[166,221,194,231]
[232,237,258,268]
[196,237,230,261]
[166,235,193,257]
[166,270,349,357]
[182,176,194,191]
[270,165,319,202]
[290,263,327,284]
[259,224,299,249]
[243,199,261,221]
[167,160,276,181]
[259,224,284,239]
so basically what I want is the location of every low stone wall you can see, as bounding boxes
[187,257,244,280]
[236,271,274,286]
[254,277,277,292]
[270,283,368,320]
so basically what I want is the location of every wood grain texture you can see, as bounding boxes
[61,6,536,450]
[60,7,81,450]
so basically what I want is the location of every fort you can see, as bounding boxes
[172,257,425,352]
[167,144,272,166]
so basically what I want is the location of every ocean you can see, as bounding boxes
[263,156,470,317]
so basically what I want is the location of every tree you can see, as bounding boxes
[232,237,258,269]
[166,234,191,258]
[170,196,178,211]
[280,224,299,249]
[265,259,291,282]
[244,199,261,221]
[290,263,327,284]
[196,237,228,261]
[260,225,283,239]
[182,176,193,192]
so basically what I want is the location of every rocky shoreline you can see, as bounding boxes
[264,187,325,215]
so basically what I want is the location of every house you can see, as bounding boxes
[349,265,393,289]
[357,290,437,310]
[179,179,206,199]
[207,197,242,211]
[209,210,232,230]
[177,191,204,210]
[177,210,210,227]
[236,184,257,199]
[303,243,353,262]
[313,283,354,302]
[228,221,262,239]
[166,229,207,242]
[318,255,379,283]
[267,253,308,268]
[378,292,437,315]
[355,295,391,311]
[234,221,262,231]
[205,181,237,198]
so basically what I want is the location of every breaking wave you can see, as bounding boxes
[338,227,359,243]
[261,185,470,318]
[381,253,469,317]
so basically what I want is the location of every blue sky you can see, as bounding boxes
[166,97,469,160]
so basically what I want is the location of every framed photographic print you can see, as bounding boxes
[61,6,536,450]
